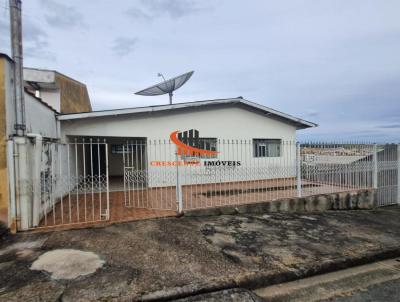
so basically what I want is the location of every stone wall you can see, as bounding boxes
[184,189,376,217]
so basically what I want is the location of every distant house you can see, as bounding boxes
[23,67,92,113]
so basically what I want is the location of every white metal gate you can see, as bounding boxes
[123,140,177,210]
[32,140,110,228]
[123,141,147,207]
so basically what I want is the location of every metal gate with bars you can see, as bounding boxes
[123,140,178,211]
[33,140,110,228]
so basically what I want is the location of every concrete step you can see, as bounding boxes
[253,258,400,302]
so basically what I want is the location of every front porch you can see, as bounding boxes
[37,177,347,229]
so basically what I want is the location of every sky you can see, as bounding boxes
[0,0,399,142]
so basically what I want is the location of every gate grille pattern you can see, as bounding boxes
[123,140,178,210]
[33,140,110,228]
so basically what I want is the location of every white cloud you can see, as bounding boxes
[16,0,400,142]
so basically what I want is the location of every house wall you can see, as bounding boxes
[0,56,11,225]
[40,89,60,112]
[61,105,296,141]
[25,93,59,138]
[61,105,298,187]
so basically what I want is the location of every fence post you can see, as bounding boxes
[31,135,43,227]
[175,151,183,213]
[397,144,400,204]
[105,140,110,220]
[373,143,378,189]
[296,142,302,197]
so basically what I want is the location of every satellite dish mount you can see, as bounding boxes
[157,73,173,104]
[135,71,194,105]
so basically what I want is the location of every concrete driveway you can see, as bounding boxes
[0,207,399,301]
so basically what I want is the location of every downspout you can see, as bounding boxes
[27,133,42,227]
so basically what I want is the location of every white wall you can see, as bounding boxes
[40,89,61,112]
[24,93,59,138]
[61,105,296,141]
[21,94,59,226]
[61,105,298,187]
[23,68,56,83]
[3,64,59,140]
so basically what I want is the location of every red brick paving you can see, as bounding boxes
[39,191,176,229]
[38,178,357,230]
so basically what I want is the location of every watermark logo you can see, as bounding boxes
[170,129,218,158]
[150,130,241,167]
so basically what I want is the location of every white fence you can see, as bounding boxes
[28,140,399,229]
[123,140,399,211]
[375,144,399,206]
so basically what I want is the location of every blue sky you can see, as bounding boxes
[0,0,399,142]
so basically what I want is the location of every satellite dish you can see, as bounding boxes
[135,71,194,104]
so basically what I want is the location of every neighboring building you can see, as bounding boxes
[0,54,92,229]
[23,67,92,113]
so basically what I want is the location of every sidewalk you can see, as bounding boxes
[0,206,399,301]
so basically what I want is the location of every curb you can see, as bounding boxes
[137,247,400,302]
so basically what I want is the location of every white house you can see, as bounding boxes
[1,54,317,230]
[58,98,315,187]
[42,98,316,229]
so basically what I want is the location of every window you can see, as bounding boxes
[182,137,218,159]
[253,139,281,157]
[111,144,136,154]
[198,138,217,154]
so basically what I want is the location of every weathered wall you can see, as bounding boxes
[56,73,92,114]
[185,189,377,216]
[0,57,10,225]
